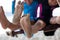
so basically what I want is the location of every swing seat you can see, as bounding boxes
[6,24,60,37]
[42,24,60,32]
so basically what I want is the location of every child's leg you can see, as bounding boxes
[0,6,21,30]
[20,14,46,38]
[7,2,24,36]
[9,3,24,36]
[32,20,46,33]
[20,14,32,38]
[12,3,23,30]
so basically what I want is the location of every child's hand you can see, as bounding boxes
[56,16,60,24]
[50,17,57,24]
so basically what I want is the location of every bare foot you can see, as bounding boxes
[0,6,8,29]
[0,6,20,30]
[13,1,24,25]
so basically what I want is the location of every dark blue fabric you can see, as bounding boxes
[12,0,15,14]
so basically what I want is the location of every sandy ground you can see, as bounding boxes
[0,29,60,40]
[0,13,60,40]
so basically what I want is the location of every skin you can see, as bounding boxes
[48,0,57,6]
[56,16,60,24]
[57,0,60,6]
[0,1,24,30]
[50,16,57,24]
[13,1,23,26]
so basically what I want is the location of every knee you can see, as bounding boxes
[37,20,46,27]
